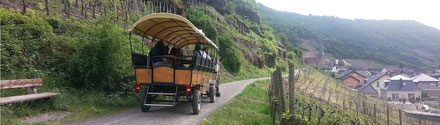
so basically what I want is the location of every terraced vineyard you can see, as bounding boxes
[270,66,439,125]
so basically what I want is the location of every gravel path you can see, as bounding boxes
[73,77,269,125]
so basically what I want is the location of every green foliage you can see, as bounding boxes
[1,9,136,93]
[187,7,218,41]
[292,47,303,59]
[1,9,56,79]
[61,20,133,92]
[258,4,440,67]
[260,39,277,67]
[288,52,296,60]
[218,36,244,73]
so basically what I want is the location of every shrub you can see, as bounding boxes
[218,36,244,73]
[0,9,55,79]
[61,19,134,92]
[288,52,296,60]
[187,7,218,41]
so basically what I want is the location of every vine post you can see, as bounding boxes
[288,62,295,116]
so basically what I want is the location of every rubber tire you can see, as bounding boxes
[141,88,151,112]
[192,89,201,114]
[209,86,216,103]
[216,86,221,97]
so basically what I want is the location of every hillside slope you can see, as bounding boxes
[1,1,303,123]
[258,4,440,68]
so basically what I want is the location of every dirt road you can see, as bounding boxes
[73,77,269,125]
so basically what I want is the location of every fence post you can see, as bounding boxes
[419,115,422,125]
[276,67,286,113]
[374,103,377,123]
[387,105,390,125]
[399,109,402,125]
[288,62,295,115]
[270,72,276,125]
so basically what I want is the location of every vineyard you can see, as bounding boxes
[269,63,440,125]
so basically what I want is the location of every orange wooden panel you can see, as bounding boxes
[175,70,191,85]
[136,69,152,83]
[153,67,174,83]
[191,71,199,84]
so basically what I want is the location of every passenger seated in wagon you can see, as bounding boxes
[149,41,170,67]
[194,45,211,60]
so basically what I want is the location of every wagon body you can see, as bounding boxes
[129,13,221,114]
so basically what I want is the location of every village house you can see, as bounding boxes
[381,67,401,76]
[380,79,421,102]
[336,70,371,88]
[355,72,391,96]
[355,83,378,96]
[411,74,440,98]
[429,73,440,79]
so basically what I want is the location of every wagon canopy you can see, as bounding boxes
[129,13,218,50]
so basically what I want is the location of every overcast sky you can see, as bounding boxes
[256,0,440,30]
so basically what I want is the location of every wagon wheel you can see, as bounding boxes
[209,86,216,103]
[215,86,221,97]
[141,88,151,112]
[192,89,201,114]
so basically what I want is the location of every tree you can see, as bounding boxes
[45,0,49,15]
[67,0,71,18]
[22,0,26,15]
[92,0,96,18]
[81,0,84,17]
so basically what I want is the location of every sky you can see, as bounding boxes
[256,0,440,30]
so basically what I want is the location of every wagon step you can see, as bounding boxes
[144,104,175,107]
[148,92,176,95]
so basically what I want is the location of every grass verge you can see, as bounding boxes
[199,80,272,125]
[1,91,138,125]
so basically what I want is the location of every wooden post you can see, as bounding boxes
[288,62,295,115]
[387,105,390,125]
[356,102,359,117]
[373,103,377,123]
[399,109,402,125]
[276,67,286,113]
[363,101,366,115]
[270,72,276,125]
[419,115,422,125]
[26,87,37,94]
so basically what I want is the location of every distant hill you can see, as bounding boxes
[258,4,440,68]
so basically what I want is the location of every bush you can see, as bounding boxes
[260,39,277,67]
[218,36,244,73]
[0,9,56,79]
[61,19,134,92]
[1,9,136,93]
[288,52,296,60]
[187,7,218,41]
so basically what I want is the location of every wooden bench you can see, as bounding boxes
[0,78,59,105]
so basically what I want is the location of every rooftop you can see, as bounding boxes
[383,80,421,91]
[411,73,439,82]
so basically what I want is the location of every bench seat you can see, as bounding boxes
[0,92,59,105]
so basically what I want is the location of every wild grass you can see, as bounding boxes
[1,91,139,125]
[199,80,272,125]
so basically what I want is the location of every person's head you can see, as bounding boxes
[195,44,201,51]
[171,48,182,56]
[202,47,209,54]
[155,41,165,48]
